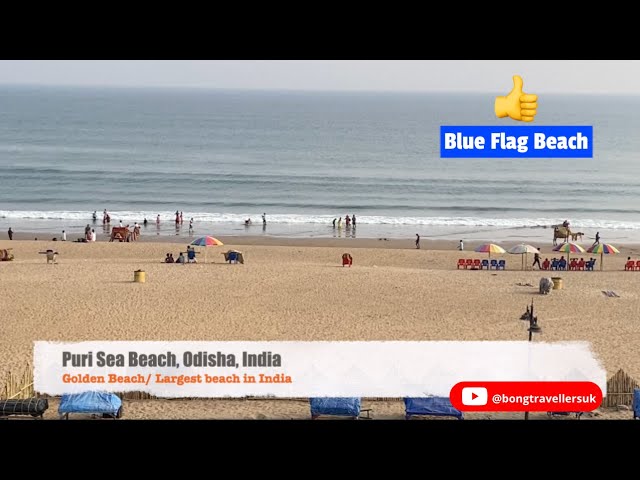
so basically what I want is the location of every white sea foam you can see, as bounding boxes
[1,210,640,230]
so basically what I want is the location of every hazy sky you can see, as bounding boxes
[0,60,638,94]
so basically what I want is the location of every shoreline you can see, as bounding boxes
[4,217,640,246]
[5,230,640,253]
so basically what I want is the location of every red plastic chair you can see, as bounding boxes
[626,260,636,271]
[541,260,550,270]
[465,259,473,268]
[636,260,640,271]
[569,259,578,271]
[577,259,585,271]
[342,253,352,267]
[473,259,481,269]
[457,259,466,269]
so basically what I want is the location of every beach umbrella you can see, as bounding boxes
[474,243,506,258]
[552,241,585,264]
[587,242,619,271]
[508,243,539,270]
[189,236,224,263]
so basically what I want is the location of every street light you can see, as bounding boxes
[521,298,542,420]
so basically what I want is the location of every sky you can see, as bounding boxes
[0,60,638,94]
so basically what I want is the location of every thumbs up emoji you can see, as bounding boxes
[495,75,538,122]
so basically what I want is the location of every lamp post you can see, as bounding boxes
[521,298,542,420]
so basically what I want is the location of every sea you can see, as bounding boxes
[1,85,640,243]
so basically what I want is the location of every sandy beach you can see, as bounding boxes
[1,235,639,420]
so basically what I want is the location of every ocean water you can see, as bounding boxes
[1,85,640,243]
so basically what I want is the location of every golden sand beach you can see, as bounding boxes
[1,236,639,420]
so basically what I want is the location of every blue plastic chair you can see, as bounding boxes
[187,249,196,262]
[490,259,498,270]
[227,251,238,264]
[481,259,489,270]
[551,259,558,270]
[559,260,567,271]
[633,388,639,419]
[586,260,596,271]
[497,259,506,270]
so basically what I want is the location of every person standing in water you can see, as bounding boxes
[332,218,337,228]
[262,213,267,225]
[352,214,356,227]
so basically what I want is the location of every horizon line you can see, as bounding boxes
[0,82,637,96]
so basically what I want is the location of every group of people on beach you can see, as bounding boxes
[95,209,196,235]
[164,246,197,264]
[333,214,356,229]
[83,225,98,242]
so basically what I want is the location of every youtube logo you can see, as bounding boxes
[461,387,488,406]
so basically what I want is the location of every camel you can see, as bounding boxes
[553,225,572,245]
[570,232,584,242]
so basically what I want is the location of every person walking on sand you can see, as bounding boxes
[62,230,67,241]
[8,227,13,240]
[532,248,541,269]
[458,239,464,251]
[593,231,600,246]
[415,234,420,249]
[91,229,96,242]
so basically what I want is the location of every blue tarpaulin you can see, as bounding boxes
[634,389,640,419]
[310,397,361,418]
[59,391,122,416]
[404,397,464,420]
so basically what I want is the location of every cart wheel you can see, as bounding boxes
[116,405,123,419]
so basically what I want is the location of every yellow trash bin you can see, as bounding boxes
[551,277,563,290]
[134,270,146,283]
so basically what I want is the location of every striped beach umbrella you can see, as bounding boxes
[587,243,619,271]
[474,243,506,258]
[190,236,224,247]
[553,241,585,264]
[189,236,224,263]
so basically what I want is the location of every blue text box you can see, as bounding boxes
[440,126,593,158]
